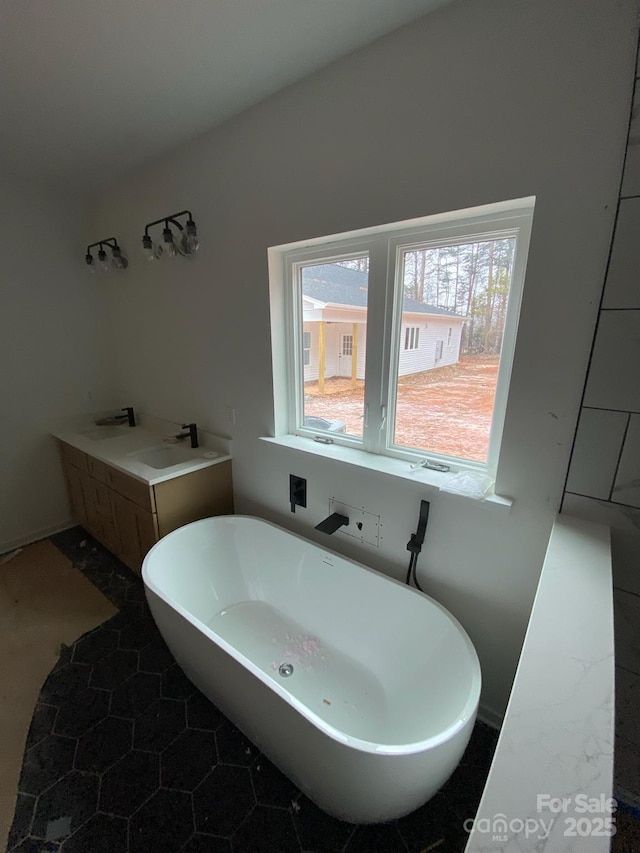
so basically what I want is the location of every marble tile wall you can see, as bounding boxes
[562,42,640,810]
[562,53,640,598]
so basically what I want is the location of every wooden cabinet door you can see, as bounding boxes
[64,463,89,528]
[111,491,158,573]
[84,477,119,553]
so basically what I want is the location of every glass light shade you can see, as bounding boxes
[162,227,177,257]
[184,219,199,254]
[111,246,128,270]
[85,253,96,274]
[97,248,110,271]
[141,235,156,261]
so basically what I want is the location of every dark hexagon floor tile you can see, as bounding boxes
[53,687,110,737]
[161,663,198,700]
[110,671,161,718]
[291,795,355,853]
[181,834,232,852]
[216,720,256,767]
[99,750,160,817]
[74,715,133,773]
[101,582,130,609]
[119,616,159,651]
[133,698,186,752]
[89,648,139,690]
[51,643,73,673]
[39,663,90,706]
[396,791,459,852]
[440,762,488,828]
[103,601,145,630]
[19,734,76,796]
[345,823,408,853]
[129,788,194,852]
[124,580,146,602]
[8,838,58,853]
[25,704,58,750]
[231,805,300,852]
[138,636,176,673]
[7,792,36,849]
[31,770,99,840]
[250,757,299,809]
[50,526,93,563]
[161,728,217,791]
[459,720,499,768]
[186,691,225,731]
[60,812,128,853]
[71,628,118,664]
[193,765,255,837]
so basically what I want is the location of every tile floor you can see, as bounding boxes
[7,527,498,853]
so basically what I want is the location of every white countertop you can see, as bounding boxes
[52,419,231,487]
[465,515,614,852]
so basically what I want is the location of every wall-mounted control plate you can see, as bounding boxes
[329,498,381,548]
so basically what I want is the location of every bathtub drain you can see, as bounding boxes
[279,663,294,677]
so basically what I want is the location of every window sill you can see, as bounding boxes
[260,435,513,511]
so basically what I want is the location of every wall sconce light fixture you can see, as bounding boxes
[85,237,128,273]
[141,210,199,261]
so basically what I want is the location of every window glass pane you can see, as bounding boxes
[392,237,516,463]
[300,258,368,439]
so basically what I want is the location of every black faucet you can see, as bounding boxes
[103,406,135,426]
[177,423,198,448]
[122,406,135,427]
[315,512,349,534]
[289,475,307,513]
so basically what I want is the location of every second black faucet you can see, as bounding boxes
[177,423,198,448]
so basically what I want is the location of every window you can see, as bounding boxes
[270,197,534,474]
[404,327,420,350]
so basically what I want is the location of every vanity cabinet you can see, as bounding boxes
[58,440,233,573]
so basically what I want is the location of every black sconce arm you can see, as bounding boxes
[86,236,121,254]
[85,236,128,270]
[143,210,194,238]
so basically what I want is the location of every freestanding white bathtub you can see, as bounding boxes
[142,515,481,824]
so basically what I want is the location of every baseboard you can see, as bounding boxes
[0,520,77,557]
[477,703,503,730]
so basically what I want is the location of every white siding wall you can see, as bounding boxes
[398,318,463,376]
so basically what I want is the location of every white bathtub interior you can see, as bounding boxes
[144,515,480,750]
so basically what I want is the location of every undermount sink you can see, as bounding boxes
[128,444,198,469]
[79,425,129,440]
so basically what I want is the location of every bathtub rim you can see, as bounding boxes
[142,514,482,756]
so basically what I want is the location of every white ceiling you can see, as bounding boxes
[0,0,452,195]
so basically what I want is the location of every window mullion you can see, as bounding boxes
[362,235,394,453]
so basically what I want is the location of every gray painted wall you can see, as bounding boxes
[0,175,115,551]
[2,0,635,720]
[86,0,635,718]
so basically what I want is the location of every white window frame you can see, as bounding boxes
[270,197,534,477]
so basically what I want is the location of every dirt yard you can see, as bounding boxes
[304,357,500,462]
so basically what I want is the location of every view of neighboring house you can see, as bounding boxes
[302,264,465,384]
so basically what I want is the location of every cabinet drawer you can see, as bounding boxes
[106,466,155,513]
[59,441,88,471]
[87,456,109,483]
